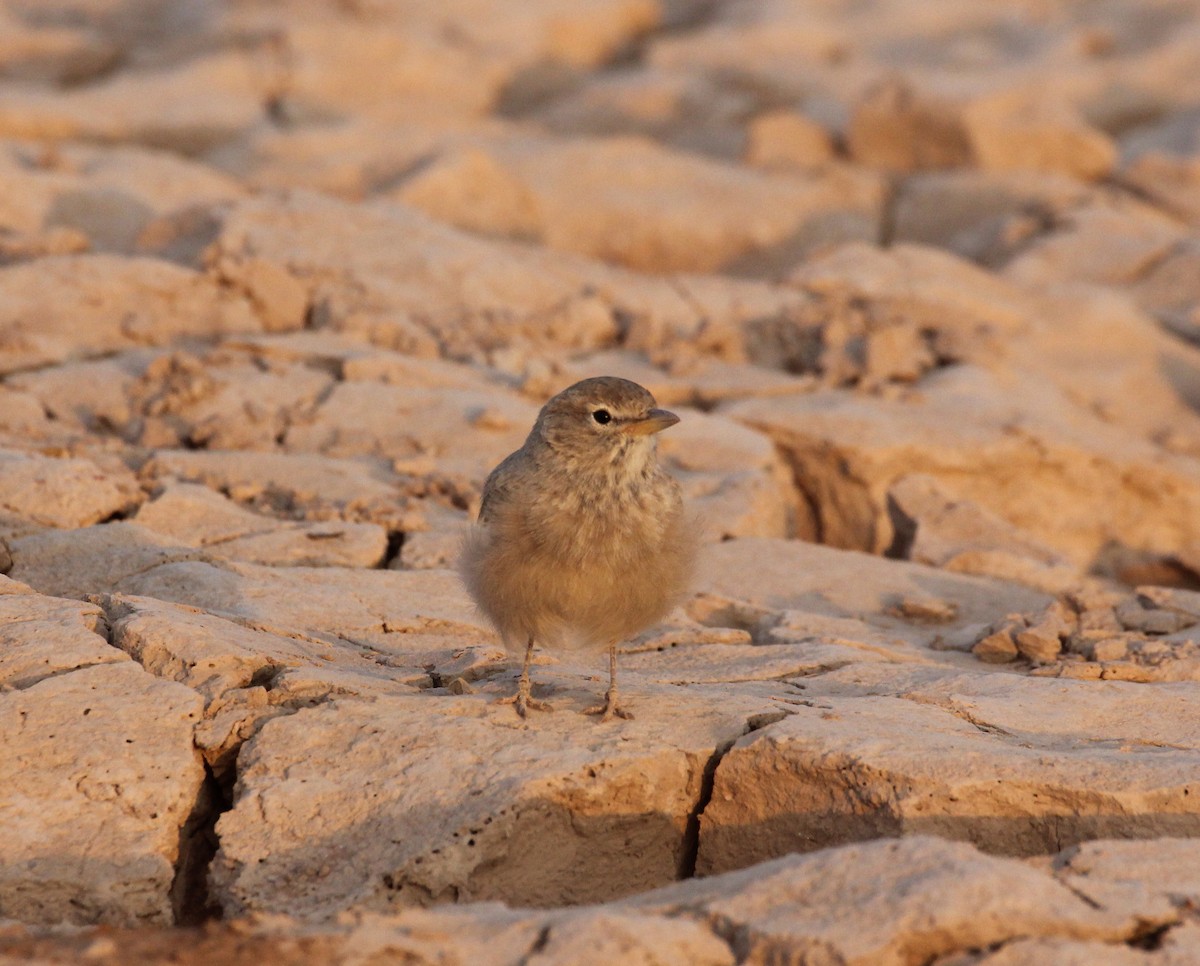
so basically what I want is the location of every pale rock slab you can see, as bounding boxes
[6,836,1200,963]
[964,91,1118,181]
[0,254,259,375]
[7,522,199,601]
[0,51,267,154]
[140,450,412,527]
[116,560,491,658]
[694,537,1050,654]
[891,169,1089,266]
[209,684,778,919]
[0,591,121,690]
[0,142,243,258]
[210,192,813,368]
[103,594,418,775]
[527,65,753,159]
[283,379,535,482]
[122,349,334,451]
[0,7,116,85]
[633,837,1135,966]
[4,351,156,434]
[395,136,884,274]
[1003,201,1186,290]
[726,365,1200,566]
[886,473,1081,592]
[659,409,801,541]
[0,451,142,529]
[134,484,387,568]
[744,110,836,170]
[0,662,204,926]
[697,666,1200,873]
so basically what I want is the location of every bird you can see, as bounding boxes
[460,376,696,721]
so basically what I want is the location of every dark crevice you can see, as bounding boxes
[1127,920,1176,951]
[381,530,405,569]
[170,760,229,925]
[516,923,553,966]
[677,737,736,880]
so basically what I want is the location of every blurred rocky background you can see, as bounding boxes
[3,0,1200,962]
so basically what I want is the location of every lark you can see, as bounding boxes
[460,377,695,720]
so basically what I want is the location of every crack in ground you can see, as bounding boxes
[677,711,788,881]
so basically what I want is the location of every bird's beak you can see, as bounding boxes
[622,408,680,436]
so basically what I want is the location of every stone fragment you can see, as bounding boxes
[744,110,835,170]
[974,628,1019,664]
[0,592,121,690]
[696,537,1048,655]
[395,136,884,275]
[636,837,1128,965]
[727,365,1200,567]
[134,484,388,568]
[7,522,198,600]
[697,667,1200,873]
[210,686,776,918]
[1115,598,1195,635]
[0,662,204,926]
[0,254,259,375]
[965,92,1118,181]
[0,450,142,528]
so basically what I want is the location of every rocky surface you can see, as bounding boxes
[2,0,1200,961]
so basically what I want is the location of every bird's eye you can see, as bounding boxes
[592,409,612,425]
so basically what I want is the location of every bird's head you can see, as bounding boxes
[532,376,679,468]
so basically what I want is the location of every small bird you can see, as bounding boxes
[460,376,695,720]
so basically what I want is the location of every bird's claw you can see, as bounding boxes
[583,691,633,721]
[496,691,554,717]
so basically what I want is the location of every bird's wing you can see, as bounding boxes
[477,450,525,524]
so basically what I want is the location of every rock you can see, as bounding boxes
[1003,201,1185,290]
[0,51,266,153]
[7,522,198,600]
[134,484,388,568]
[0,662,204,926]
[727,365,1200,567]
[5,835,1200,963]
[529,65,751,158]
[695,537,1049,655]
[0,450,142,528]
[891,169,1088,266]
[0,254,260,375]
[103,594,418,775]
[209,686,777,918]
[140,450,412,527]
[282,379,534,481]
[964,91,1118,181]
[1115,599,1194,635]
[395,136,884,275]
[0,592,122,690]
[744,110,836,170]
[886,473,1071,573]
[973,628,1019,664]
[1012,601,1075,663]
[115,560,491,659]
[696,667,1200,873]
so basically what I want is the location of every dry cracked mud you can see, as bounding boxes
[3,0,1200,963]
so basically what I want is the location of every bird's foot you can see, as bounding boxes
[496,690,553,718]
[583,690,633,721]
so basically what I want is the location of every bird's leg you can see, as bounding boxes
[496,635,553,717]
[584,640,634,721]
